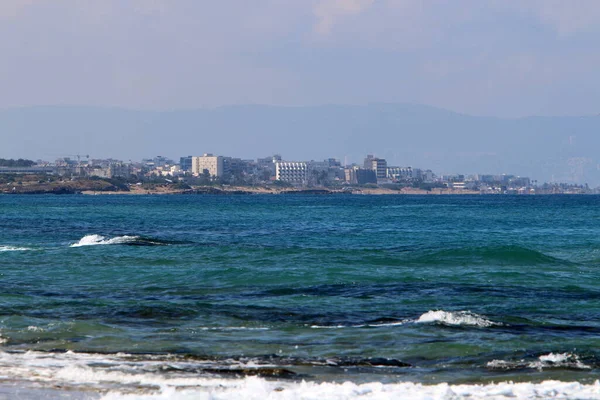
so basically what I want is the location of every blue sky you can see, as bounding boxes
[1,0,600,117]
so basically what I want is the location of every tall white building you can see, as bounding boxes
[191,154,224,177]
[276,162,308,185]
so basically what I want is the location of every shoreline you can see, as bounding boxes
[0,372,599,399]
[0,184,591,196]
[0,185,491,196]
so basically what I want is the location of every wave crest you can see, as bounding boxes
[70,234,140,247]
[488,353,591,371]
[0,351,597,398]
[70,235,179,247]
[0,245,33,252]
[417,310,500,327]
[411,245,570,266]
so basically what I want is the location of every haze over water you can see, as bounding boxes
[2,194,600,398]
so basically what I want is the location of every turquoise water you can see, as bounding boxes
[1,194,600,392]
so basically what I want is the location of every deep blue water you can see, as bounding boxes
[1,194,600,386]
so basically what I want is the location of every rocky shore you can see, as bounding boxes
[0,176,479,195]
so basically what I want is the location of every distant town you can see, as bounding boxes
[0,153,595,195]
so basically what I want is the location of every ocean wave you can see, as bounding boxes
[70,234,139,247]
[487,352,592,371]
[311,321,407,329]
[0,351,599,399]
[97,379,600,400]
[0,245,33,252]
[198,327,270,331]
[416,310,500,327]
[310,312,497,330]
[410,245,571,266]
[70,234,179,247]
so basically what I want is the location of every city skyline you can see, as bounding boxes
[2,103,600,185]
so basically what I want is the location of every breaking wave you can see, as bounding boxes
[310,321,407,329]
[0,350,597,399]
[98,379,600,399]
[70,234,180,247]
[487,352,592,371]
[310,311,499,330]
[310,311,500,330]
[0,245,33,252]
[417,310,500,327]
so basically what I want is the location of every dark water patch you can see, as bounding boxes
[497,323,600,338]
[201,367,298,379]
[110,305,200,320]
[109,236,195,247]
[407,245,575,266]
[321,357,411,368]
[243,281,600,303]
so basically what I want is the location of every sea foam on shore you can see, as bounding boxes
[0,351,599,399]
[99,379,600,399]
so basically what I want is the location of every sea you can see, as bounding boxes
[1,194,600,399]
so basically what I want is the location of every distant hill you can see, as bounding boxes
[1,103,599,185]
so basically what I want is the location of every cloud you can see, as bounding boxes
[313,0,374,35]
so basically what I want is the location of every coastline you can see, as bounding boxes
[0,369,600,399]
[3,182,593,195]
[5,185,480,196]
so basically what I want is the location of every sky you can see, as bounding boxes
[1,0,600,117]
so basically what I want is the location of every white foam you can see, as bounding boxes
[487,353,591,371]
[0,245,33,252]
[531,353,591,370]
[366,321,406,328]
[70,234,139,247]
[0,351,599,399]
[310,325,346,329]
[416,310,499,327]
[485,359,514,369]
[311,321,406,329]
[99,379,600,400]
[26,326,44,332]
[198,327,269,331]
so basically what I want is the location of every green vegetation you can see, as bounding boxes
[0,158,35,167]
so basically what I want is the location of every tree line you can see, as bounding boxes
[0,158,35,167]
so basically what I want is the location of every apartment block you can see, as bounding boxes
[276,162,308,185]
[191,154,224,177]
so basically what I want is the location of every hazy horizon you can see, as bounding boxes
[2,103,600,185]
[2,102,599,120]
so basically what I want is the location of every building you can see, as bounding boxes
[275,161,308,185]
[223,157,244,176]
[88,162,132,179]
[256,155,281,180]
[387,166,413,181]
[179,156,193,172]
[345,166,377,185]
[191,154,224,177]
[363,155,387,181]
[0,166,55,174]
